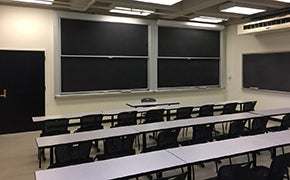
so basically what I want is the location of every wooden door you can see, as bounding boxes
[0,50,45,134]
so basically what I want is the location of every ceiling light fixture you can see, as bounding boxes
[12,0,54,5]
[110,7,154,16]
[221,6,265,15]
[274,0,290,3]
[134,0,182,6]
[190,16,228,23]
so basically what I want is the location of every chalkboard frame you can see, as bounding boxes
[243,51,290,93]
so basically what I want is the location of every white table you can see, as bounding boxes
[35,150,186,180]
[167,130,290,174]
[131,112,264,150]
[126,101,180,108]
[251,107,290,116]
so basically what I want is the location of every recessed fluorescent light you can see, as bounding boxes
[186,22,221,28]
[110,7,154,16]
[190,16,228,23]
[274,0,290,3]
[221,6,265,15]
[12,0,54,5]
[134,0,182,6]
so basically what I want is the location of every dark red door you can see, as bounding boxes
[0,50,45,134]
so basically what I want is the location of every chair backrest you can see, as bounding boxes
[250,116,269,134]
[71,141,92,160]
[242,101,257,112]
[78,114,103,131]
[51,141,93,168]
[156,128,180,150]
[175,106,193,120]
[116,111,137,126]
[268,153,290,180]
[154,172,187,180]
[228,120,247,138]
[221,103,238,115]
[42,118,69,136]
[218,161,251,180]
[141,97,156,102]
[144,109,165,124]
[54,144,73,164]
[192,124,214,144]
[99,135,136,160]
[198,104,214,117]
[280,114,290,129]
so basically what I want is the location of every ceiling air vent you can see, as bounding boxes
[238,14,290,35]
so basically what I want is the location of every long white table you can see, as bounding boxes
[35,130,290,180]
[250,107,290,116]
[35,150,186,180]
[126,100,180,108]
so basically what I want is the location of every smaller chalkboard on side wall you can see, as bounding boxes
[243,51,290,92]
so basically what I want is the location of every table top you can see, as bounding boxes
[167,130,290,164]
[35,150,185,180]
[36,126,138,148]
[126,101,180,108]
[131,112,264,133]
[251,107,290,116]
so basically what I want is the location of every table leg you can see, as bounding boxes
[50,147,54,166]
[142,133,147,151]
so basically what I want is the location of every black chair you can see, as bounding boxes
[197,104,214,117]
[220,102,238,133]
[208,161,252,180]
[268,114,290,132]
[180,124,214,168]
[250,153,290,180]
[114,111,138,127]
[143,128,180,153]
[75,114,104,152]
[244,116,269,135]
[221,103,238,115]
[174,106,193,136]
[154,172,187,180]
[143,109,165,124]
[241,101,257,112]
[175,106,193,120]
[214,120,248,140]
[39,118,70,167]
[49,141,94,168]
[96,135,136,160]
[141,97,156,102]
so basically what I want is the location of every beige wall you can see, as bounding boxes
[226,25,290,109]
[0,5,226,115]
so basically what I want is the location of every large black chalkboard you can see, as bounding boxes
[158,26,220,57]
[61,18,148,56]
[61,57,148,92]
[158,59,220,88]
[243,52,290,92]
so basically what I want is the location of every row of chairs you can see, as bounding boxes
[209,152,290,180]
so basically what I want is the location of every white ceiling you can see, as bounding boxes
[0,0,290,25]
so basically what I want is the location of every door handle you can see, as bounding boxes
[0,89,7,98]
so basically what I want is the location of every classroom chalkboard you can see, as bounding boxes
[243,52,290,92]
[158,59,220,88]
[59,18,149,93]
[158,26,220,57]
[61,57,148,92]
[157,26,221,88]
[61,18,148,56]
